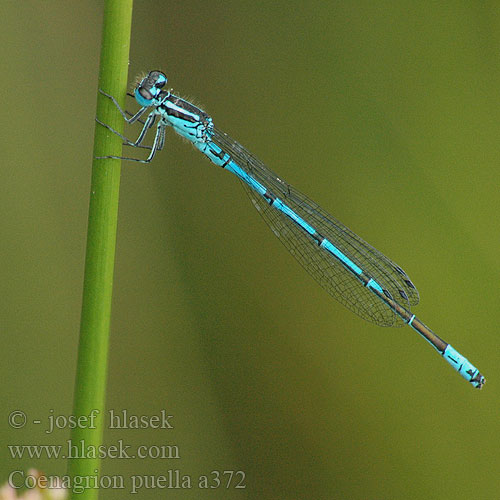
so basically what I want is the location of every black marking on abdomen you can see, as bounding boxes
[264,189,276,205]
[211,146,231,168]
[312,232,325,246]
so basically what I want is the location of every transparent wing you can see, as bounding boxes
[213,128,419,327]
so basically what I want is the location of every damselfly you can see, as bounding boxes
[96,71,485,389]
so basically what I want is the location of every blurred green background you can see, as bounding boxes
[1,1,499,498]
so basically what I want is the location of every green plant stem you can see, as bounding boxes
[68,1,133,497]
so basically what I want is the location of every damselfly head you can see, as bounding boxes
[135,70,167,107]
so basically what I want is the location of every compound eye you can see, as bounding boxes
[135,86,154,106]
[138,87,153,101]
[155,73,167,89]
[148,70,167,89]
